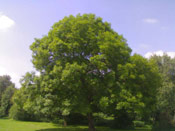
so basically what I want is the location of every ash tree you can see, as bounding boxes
[30,14,131,131]
[29,14,160,130]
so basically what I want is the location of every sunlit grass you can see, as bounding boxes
[0,118,152,131]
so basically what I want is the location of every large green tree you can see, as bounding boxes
[30,14,132,131]
[24,14,161,130]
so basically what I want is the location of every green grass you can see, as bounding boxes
[0,118,151,131]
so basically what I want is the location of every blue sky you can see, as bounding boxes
[0,0,175,87]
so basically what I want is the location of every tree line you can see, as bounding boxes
[0,14,174,131]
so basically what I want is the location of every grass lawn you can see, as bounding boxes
[0,118,152,131]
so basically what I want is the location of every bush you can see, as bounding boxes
[9,104,30,120]
[110,110,135,129]
[133,120,145,127]
[93,113,113,126]
[52,118,65,125]
[9,104,40,121]
[94,117,112,126]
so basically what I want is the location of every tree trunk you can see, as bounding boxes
[63,116,67,127]
[87,113,96,131]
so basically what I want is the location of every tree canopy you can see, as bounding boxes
[30,14,134,130]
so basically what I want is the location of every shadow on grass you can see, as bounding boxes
[35,127,88,131]
[36,127,151,131]
[134,129,151,131]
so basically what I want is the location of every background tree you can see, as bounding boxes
[0,85,16,117]
[10,72,44,121]
[102,54,160,128]
[151,54,175,130]
[10,72,68,122]
[0,75,14,100]
[0,75,16,117]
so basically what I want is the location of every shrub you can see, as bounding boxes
[133,120,145,127]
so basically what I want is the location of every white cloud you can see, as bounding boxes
[0,13,15,30]
[143,18,158,24]
[145,50,175,58]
